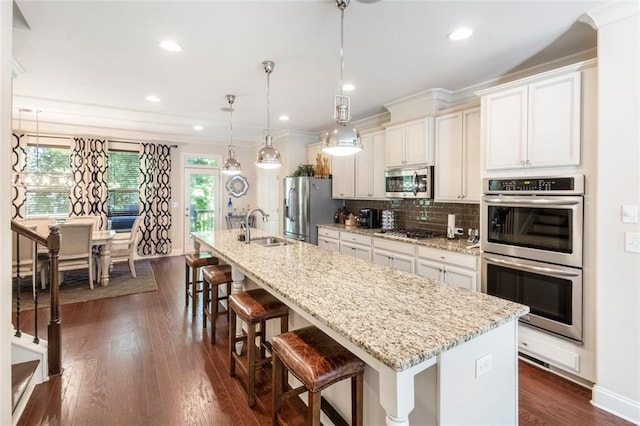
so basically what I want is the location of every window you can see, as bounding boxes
[185,156,219,167]
[107,150,139,232]
[25,145,71,217]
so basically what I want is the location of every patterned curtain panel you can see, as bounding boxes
[11,132,27,219]
[69,137,109,229]
[138,143,172,255]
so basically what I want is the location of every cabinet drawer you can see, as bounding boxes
[373,238,415,256]
[340,231,371,246]
[318,227,340,239]
[518,329,580,373]
[416,246,478,270]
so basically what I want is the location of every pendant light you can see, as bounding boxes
[255,60,282,169]
[222,94,242,175]
[322,0,362,157]
[12,109,73,189]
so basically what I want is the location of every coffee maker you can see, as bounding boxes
[357,208,381,229]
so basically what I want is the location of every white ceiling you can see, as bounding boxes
[11,0,605,146]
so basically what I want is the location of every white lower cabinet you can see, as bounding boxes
[372,238,415,274]
[339,231,372,262]
[317,227,340,252]
[415,246,478,291]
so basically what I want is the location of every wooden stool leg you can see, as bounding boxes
[259,320,267,359]
[281,314,289,334]
[247,322,257,407]
[185,263,190,307]
[211,283,219,343]
[229,309,236,377]
[191,266,198,317]
[352,373,364,426]
[308,390,322,426]
[272,351,283,426]
[203,279,209,329]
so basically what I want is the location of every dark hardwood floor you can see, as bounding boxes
[15,255,631,425]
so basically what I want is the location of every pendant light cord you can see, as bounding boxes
[35,110,40,172]
[340,7,345,98]
[229,98,234,149]
[266,69,271,137]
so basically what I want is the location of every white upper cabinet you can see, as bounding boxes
[435,107,481,203]
[385,117,434,168]
[483,71,581,170]
[355,131,386,199]
[331,155,355,199]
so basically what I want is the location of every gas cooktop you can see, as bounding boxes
[380,229,442,239]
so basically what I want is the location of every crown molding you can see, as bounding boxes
[383,88,452,124]
[351,111,391,133]
[580,1,640,30]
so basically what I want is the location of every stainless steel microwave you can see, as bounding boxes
[385,166,434,198]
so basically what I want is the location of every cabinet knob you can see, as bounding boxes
[461,195,465,199]
[457,195,461,199]
[520,160,525,166]
[526,160,531,166]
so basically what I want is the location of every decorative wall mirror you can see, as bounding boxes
[225,175,249,197]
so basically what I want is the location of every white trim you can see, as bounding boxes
[580,1,640,30]
[592,384,640,425]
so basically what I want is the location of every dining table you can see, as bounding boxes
[92,230,116,286]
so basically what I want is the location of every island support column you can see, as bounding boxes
[379,360,435,426]
[230,265,245,355]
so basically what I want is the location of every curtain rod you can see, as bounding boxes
[23,134,177,148]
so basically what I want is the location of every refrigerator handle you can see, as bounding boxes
[289,187,296,222]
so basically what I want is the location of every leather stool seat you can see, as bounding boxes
[202,264,232,343]
[185,252,219,318]
[272,326,364,425]
[229,288,289,407]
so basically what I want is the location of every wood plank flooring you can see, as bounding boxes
[15,255,632,425]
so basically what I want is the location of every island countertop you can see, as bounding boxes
[193,229,528,372]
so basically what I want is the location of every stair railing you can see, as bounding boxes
[11,220,62,376]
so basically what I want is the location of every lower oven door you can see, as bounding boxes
[481,253,583,343]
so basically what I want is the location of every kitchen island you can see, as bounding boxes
[193,229,528,425]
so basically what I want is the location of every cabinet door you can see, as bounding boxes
[355,133,373,198]
[415,259,444,282]
[435,112,463,202]
[306,142,322,167]
[331,155,355,198]
[372,249,393,268]
[484,87,527,170]
[371,131,387,198]
[404,118,430,166]
[354,246,372,262]
[385,124,405,168]
[340,242,356,257]
[391,253,415,274]
[444,265,477,291]
[462,107,481,203]
[318,237,339,252]
[527,72,581,168]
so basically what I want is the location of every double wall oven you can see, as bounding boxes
[481,175,584,343]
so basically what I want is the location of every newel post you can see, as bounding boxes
[47,225,61,376]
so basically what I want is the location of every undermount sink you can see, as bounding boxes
[250,236,288,247]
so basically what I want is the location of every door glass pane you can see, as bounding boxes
[187,172,216,246]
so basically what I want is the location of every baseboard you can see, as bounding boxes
[592,384,640,425]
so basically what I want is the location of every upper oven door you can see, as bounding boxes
[385,167,433,198]
[481,195,583,268]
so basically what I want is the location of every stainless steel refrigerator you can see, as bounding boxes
[283,177,341,245]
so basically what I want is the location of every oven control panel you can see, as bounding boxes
[484,175,584,195]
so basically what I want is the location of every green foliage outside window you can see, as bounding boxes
[25,145,70,217]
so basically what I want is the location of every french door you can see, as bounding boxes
[184,168,220,252]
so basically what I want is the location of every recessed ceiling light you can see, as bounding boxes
[193,125,203,131]
[449,27,473,41]
[159,40,182,52]
[145,95,161,103]
[342,83,355,91]
[279,115,289,121]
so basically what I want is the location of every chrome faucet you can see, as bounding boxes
[245,208,269,244]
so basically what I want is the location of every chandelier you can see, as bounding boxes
[255,60,282,169]
[11,109,74,189]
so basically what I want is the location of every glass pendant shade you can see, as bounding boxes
[255,60,282,169]
[12,109,73,190]
[322,0,361,157]
[255,135,281,169]
[221,94,243,175]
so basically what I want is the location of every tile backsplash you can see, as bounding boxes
[344,199,480,236]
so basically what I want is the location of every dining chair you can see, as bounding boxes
[108,215,143,278]
[67,215,104,231]
[57,222,95,289]
[18,217,56,236]
[12,224,48,290]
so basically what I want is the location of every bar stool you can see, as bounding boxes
[229,288,289,407]
[271,326,365,426]
[202,264,232,343]
[184,252,219,318]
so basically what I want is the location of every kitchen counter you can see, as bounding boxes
[193,229,528,425]
[318,223,480,255]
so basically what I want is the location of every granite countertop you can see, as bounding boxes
[318,223,480,256]
[193,229,528,372]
